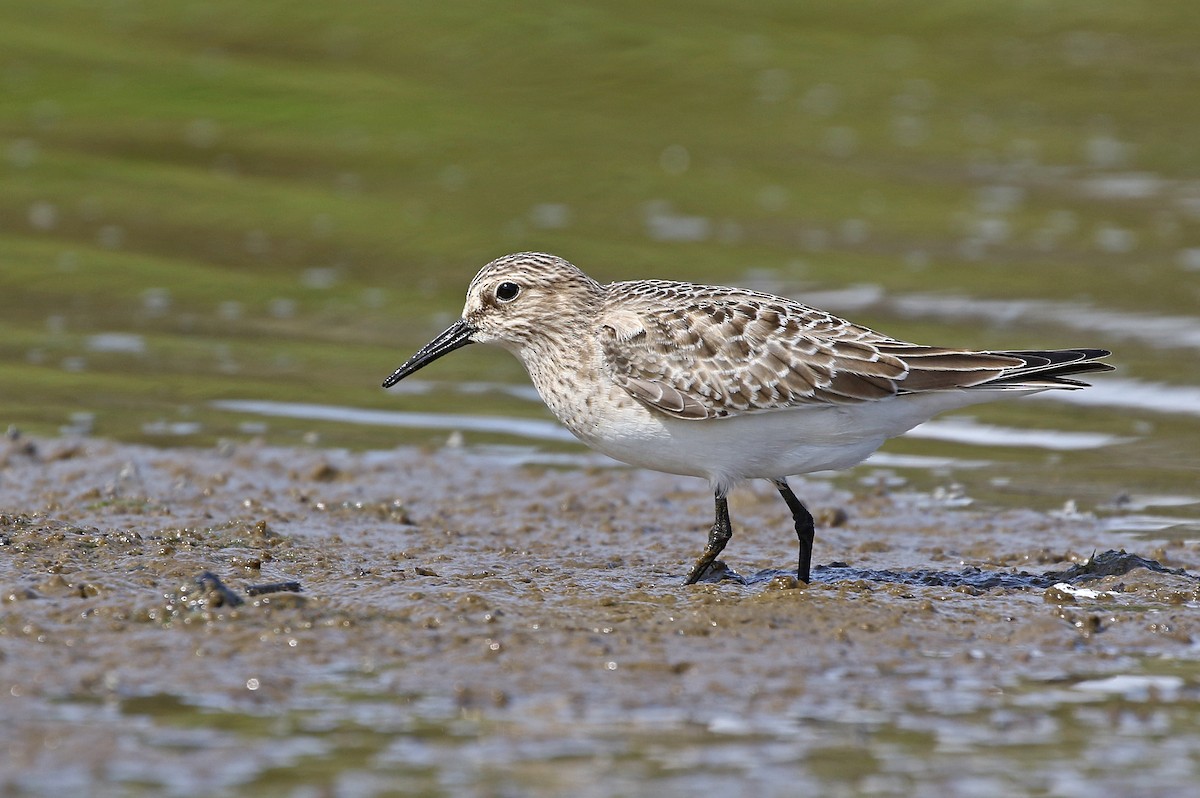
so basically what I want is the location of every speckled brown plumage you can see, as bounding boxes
[383,252,1114,585]
[594,278,1108,420]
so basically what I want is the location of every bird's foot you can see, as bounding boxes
[683,557,732,585]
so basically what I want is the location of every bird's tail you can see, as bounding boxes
[884,346,1114,393]
[974,348,1113,390]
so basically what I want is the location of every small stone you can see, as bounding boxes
[816,507,849,527]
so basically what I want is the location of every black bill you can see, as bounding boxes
[382,318,475,388]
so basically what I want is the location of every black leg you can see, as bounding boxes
[684,491,732,584]
[773,478,815,583]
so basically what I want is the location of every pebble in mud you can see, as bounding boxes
[1043,584,1079,604]
[815,506,849,527]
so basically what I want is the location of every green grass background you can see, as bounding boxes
[1,1,1197,490]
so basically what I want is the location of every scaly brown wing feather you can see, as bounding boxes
[600,282,922,419]
[596,281,1080,420]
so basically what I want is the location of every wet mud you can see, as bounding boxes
[3,435,1200,796]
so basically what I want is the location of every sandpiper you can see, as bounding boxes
[383,252,1112,584]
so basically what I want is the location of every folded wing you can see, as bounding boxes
[598,282,1111,420]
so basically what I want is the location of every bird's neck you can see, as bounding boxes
[514,325,605,431]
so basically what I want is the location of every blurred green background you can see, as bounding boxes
[2,0,1198,502]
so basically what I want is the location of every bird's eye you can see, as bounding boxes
[495,281,521,302]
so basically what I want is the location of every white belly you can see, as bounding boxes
[566,387,1032,492]
[575,404,877,485]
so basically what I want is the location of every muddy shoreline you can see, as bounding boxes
[2,435,1199,796]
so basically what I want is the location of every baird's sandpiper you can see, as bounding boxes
[383,252,1112,584]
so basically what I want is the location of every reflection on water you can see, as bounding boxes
[212,399,576,442]
[799,286,1200,353]
[1102,514,1200,536]
[905,416,1129,450]
[1044,378,1200,418]
[862,452,991,470]
[1072,674,1186,700]
[884,293,1200,352]
[213,396,1131,451]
